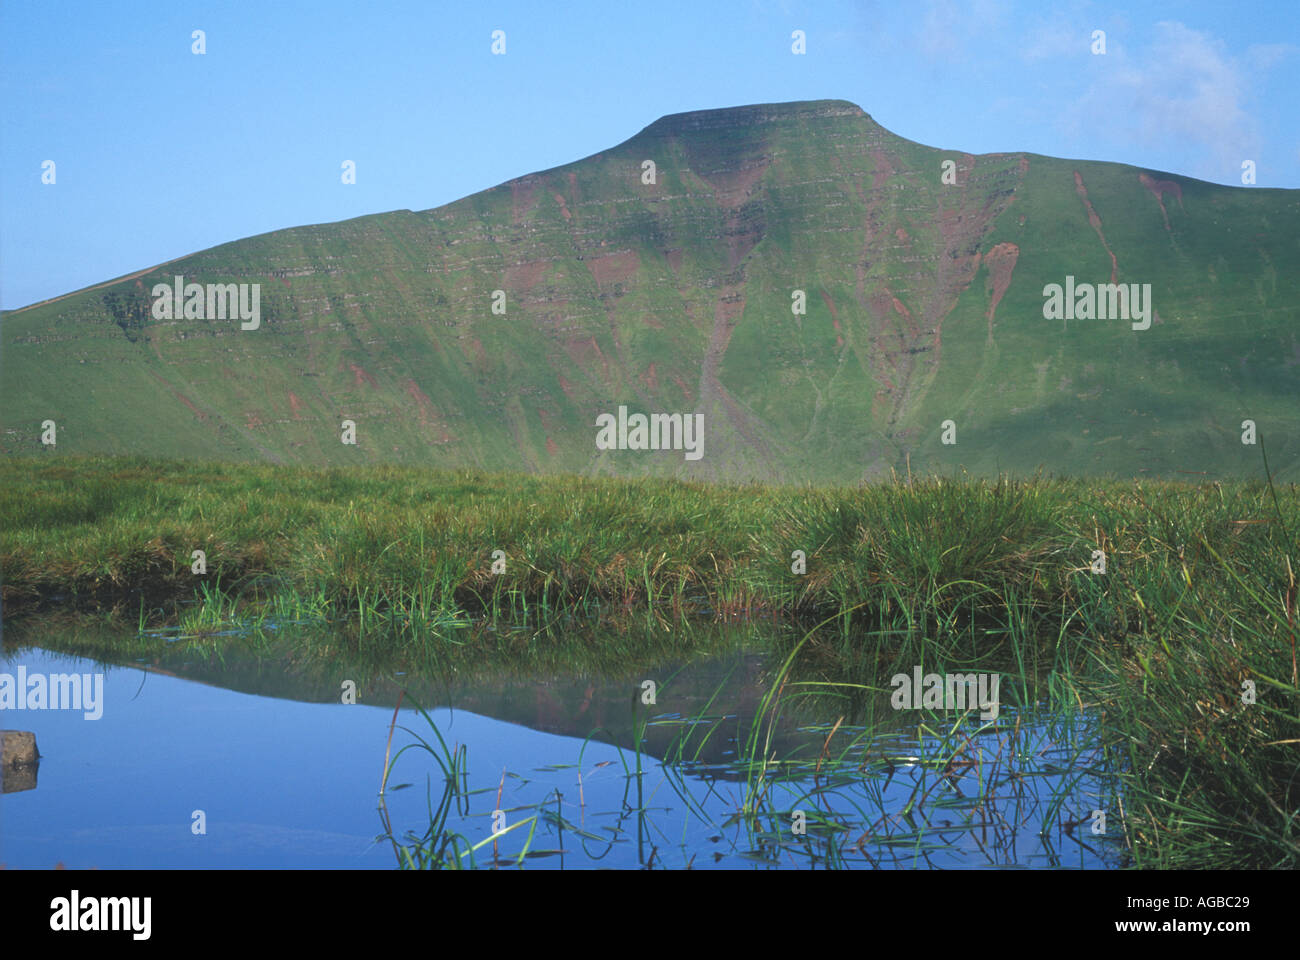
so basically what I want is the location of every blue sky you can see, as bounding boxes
[2,0,1296,310]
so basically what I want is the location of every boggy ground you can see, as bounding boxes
[1,455,1297,868]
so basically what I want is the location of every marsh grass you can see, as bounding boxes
[5,458,1291,637]
[376,692,545,869]
[3,455,1295,868]
[375,631,1124,870]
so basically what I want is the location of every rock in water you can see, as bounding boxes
[1,729,39,793]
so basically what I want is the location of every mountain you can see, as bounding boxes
[3,99,1297,482]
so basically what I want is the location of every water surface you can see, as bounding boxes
[0,626,1124,869]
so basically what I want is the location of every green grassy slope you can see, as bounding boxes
[3,100,1297,481]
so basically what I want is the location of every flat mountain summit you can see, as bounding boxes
[4,99,1297,480]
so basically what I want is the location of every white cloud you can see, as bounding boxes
[1070,21,1260,178]
[1022,20,1087,62]
[917,0,1011,61]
